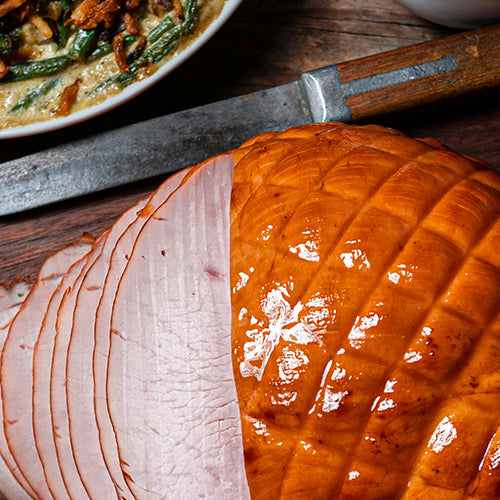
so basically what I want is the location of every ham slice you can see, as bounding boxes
[107,154,249,498]
[64,222,145,500]
[1,237,93,499]
[66,168,188,499]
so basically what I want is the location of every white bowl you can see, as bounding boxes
[399,0,500,28]
[0,0,242,139]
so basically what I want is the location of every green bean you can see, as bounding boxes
[57,24,71,50]
[148,16,175,44]
[6,55,74,82]
[89,62,138,92]
[0,34,13,56]
[124,33,137,44]
[9,76,60,113]
[118,0,198,71]
[68,28,98,59]
[89,34,136,59]
[115,67,138,87]
[86,76,115,96]
[56,0,72,49]
[140,26,180,64]
[9,27,22,43]
[89,41,113,59]
[182,0,198,31]
[87,64,137,93]
[145,0,197,54]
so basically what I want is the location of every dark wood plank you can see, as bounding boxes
[0,0,498,285]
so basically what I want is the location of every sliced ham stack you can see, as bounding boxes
[0,122,498,499]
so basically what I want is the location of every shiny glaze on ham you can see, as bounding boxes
[230,122,500,499]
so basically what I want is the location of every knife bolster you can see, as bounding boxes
[300,66,352,123]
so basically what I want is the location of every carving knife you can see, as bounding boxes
[0,24,499,216]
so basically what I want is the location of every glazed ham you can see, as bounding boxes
[0,122,498,499]
[230,123,500,499]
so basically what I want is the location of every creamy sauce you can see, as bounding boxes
[0,0,226,130]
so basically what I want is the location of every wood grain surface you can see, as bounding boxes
[1,0,499,284]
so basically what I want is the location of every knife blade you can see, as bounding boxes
[1,23,499,216]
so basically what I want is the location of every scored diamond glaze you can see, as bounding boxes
[230,122,500,499]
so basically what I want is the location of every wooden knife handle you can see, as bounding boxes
[339,23,500,121]
[300,24,500,123]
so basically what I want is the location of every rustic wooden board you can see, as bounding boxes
[0,0,498,284]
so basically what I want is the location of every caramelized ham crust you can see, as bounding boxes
[230,122,500,499]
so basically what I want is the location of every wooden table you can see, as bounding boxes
[1,0,499,284]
